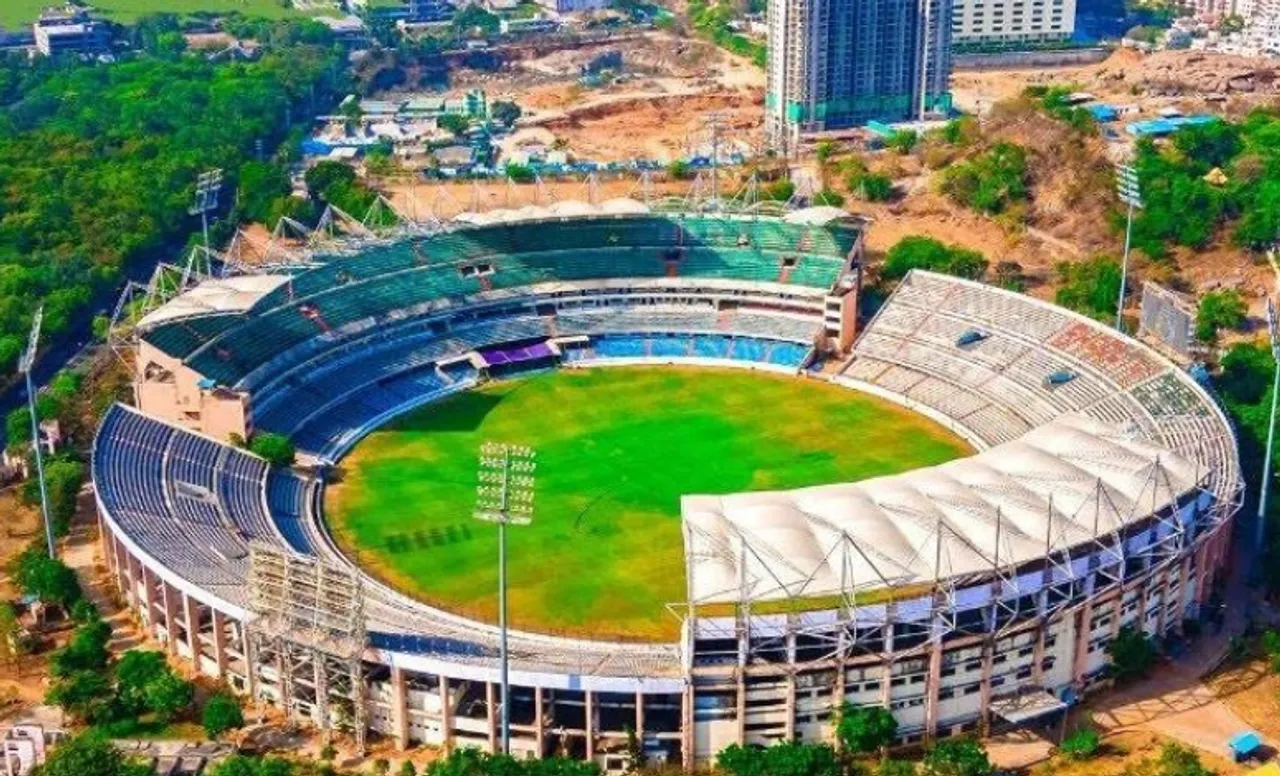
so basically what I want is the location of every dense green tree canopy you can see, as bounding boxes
[202,692,246,739]
[35,732,151,776]
[0,39,345,378]
[882,236,988,281]
[836,704,898,753]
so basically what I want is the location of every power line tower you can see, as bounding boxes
[190,169,224,255]
[17,307,55,558]
[248,544,368,753]
[473,443,536,755]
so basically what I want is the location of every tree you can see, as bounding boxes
[941,142,1029,216]
[667,159,693,180]
[144,671,194,722]
[37,732,150,776]
[491,100,522,128]
[452,3,501,36]
[203,692,246,739]
[814,190,846,207]
[882,236,988,281]
[438,113,472,138]
[1107,624,1157,681]
[250,433,296,467]
[1054,256,1123,321]
[716,742,840,776]
[51,618,112,678]
[765,180,796,202]
[878,761,917,776]
[1156,743,1211,776]
[397,762,417,776]
[847,171,894,202]
[46,671,115,723]
[373,760,391,776]
[23,458,85,537]
[922,738,993,776]
[0,602,23,663]
[320,744,337,762]
[1196,289,1247,343]
[505,163,535,183]
[306,161,359,198]
[836,704,898,754]
[114,650,169,714]
[1060,727,1100,760]
[11,544,82,608]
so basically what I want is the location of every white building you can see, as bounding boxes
[950,0,1075,48]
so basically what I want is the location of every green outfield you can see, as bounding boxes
[325,367,971,641]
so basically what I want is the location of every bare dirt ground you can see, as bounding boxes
[953,48,1280,118]
[1206,654,1280,744]
[435,32,765,162]
[381,175,709,220]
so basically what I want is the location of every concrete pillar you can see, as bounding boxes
[784,674,797,741]
[486,682,498,753]
[211,610,229,678]
[923,637,943,741]
[634,692,644,739]
[978,639,994,734]
[1071,598,1093,687]
[183,593,199,661]
[681,682,694,772]
[1031,622,1047,685]
[585,691,596,761]
[534,687,545,758]
[242,626,257,700]
[392,666,409,751]
[440,676,454,752]
[1156,567,1172,635]
[161,580,179,654]
[736,674,747,744]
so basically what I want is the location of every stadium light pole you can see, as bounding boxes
[18,306,55,558]
[474,442,536,756]
[1116,164,1143,332]
[1257,298,1280,557]
[189,169,224,255]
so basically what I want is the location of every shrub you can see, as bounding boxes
[249,433,296,468]
[836,704,898,754]
[1059,727,1100,760]
[202,692,245,739]
[922,738,993,776]
[940,142,1028,216]
[882,236,988,281]
[885,130,918,154]
[1054,256,1122,321]
[1106,624,1158,681]
[848,172,894,202]
[1196,289,1247,343]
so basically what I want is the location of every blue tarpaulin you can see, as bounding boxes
[1229,731,1262,757]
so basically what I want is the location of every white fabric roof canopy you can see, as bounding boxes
[682,413,1203,605]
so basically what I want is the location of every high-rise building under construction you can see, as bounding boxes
[765,0,954,149]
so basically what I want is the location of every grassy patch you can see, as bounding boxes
[0,0,328,29]
[325,367,970,641]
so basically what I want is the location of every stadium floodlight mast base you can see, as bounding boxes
[1116,164,1143,331]
[474,442,536,756]
[18,306,55,559]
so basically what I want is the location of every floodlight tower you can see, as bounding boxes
[1257,297,1280,557]
[18,306,55,558]
[1115,163,1143,331]
[190,169,224,254]
[474,442,536,755]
